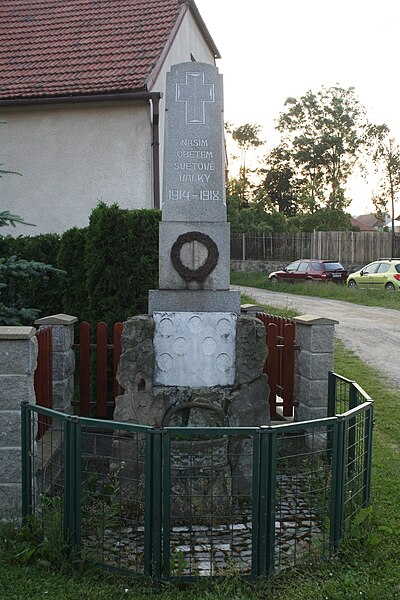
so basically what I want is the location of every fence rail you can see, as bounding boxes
[25,373,373,581]
[70,316,296,420]
[231,231,400,264]
[256,313,296,418]
[34,326,52,439]
[74,321,123,418]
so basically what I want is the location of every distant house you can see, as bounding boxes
[383,214,400,232]
[0,0,219,234]
[351,217,375,231]
[353,214,385,231]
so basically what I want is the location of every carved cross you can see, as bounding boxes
[176,72,214,124]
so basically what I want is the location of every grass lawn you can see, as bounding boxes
[231,270,400,311]
[1,288,399,598]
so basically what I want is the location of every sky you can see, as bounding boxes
[195,0,400,216]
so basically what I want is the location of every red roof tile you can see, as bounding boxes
[0,0,184,100]
[351,217,374,231]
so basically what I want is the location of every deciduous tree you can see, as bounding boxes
[276,86,369,210]
[225,123,264,201]
[369,124,400,255]
[258,144,300,216]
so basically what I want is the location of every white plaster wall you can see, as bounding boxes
[0,101,152,235]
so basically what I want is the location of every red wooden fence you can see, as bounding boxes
[256,313,297,418]
[34,326,53,438]
[75,321,123,418]
[36,317,296,423]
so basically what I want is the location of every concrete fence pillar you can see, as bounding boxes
[0,326,37,519]
[293,314,338,422]
[34,314,78,415]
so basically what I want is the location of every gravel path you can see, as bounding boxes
[234,285,400,389]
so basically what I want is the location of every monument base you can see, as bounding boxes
[112,313,270,502]
[148,289,241,314]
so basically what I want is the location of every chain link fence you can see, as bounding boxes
[22,373,373,580]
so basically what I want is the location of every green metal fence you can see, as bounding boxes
[21,372,373,580]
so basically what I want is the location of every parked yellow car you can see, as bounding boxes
[347,259,400,291]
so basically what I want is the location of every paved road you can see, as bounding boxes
[234,285,400,389]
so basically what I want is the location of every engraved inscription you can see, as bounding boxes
[176,72,215,125]
[181,138,209,146]
[168,189,220,200]
[162,62,226,221]
[176,150,213,158]
[174,162,215,170]
[168,128,223,200]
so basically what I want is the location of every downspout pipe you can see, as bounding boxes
[151,94,161,210]
[0,90,162,210]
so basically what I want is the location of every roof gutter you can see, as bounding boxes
[0,90,162,211]
[0,90,160,107]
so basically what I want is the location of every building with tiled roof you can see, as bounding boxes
[350,217,375,232]
[354,213,385,231]
[0,0,220,234]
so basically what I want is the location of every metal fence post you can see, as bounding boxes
[251,431,261,577]
[363,403,374,507]
[144,431,153,577]
[327,371,337,417]
[144,428,163,580]
[266,430,277,576]
[347,383,358,471]
[162,432,171,580]
[258,427,276,576]
[64,416,81,553]
[330,416,345,552]
[21,401,33,520]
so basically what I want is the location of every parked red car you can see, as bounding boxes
[268,259,348,284]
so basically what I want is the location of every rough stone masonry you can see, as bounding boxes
[115,62,270,499]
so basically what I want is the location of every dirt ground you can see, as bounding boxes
[235,285,400,389]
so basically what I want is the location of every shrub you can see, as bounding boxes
[0,203,161,327]
[85,202,160,329]
[57,227,89,321]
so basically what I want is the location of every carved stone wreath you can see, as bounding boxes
[170,231,219,281]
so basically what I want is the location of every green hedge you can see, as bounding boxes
[57,226,89,322]
[85,203,160,328]
[0,203,161,326]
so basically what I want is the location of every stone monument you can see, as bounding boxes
[114,62,269,503]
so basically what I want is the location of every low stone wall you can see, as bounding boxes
[230,260,286,273]
[34,314,77,415]
[0,315,77,521]
[293,315,338,424]
[230,260,360,273]
[0,326,37,520]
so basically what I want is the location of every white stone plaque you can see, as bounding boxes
[153,311,237,387]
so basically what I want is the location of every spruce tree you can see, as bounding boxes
[0,211,63,325]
